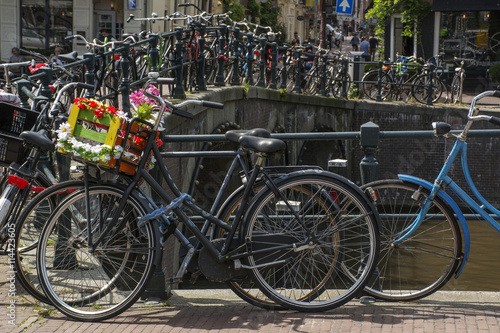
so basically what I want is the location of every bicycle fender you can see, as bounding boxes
[398,174,469,278]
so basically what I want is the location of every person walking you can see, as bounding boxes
[350,33,360,51]
[360,37,370,61]
[369,35,379,61]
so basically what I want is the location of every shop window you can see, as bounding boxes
[21,0,73,52]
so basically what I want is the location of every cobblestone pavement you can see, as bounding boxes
[2,259,500,333]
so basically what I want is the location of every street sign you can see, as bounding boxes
[336,0,353,16]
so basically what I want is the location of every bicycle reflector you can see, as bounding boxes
[432,122,451,137]
[8,175,29,189]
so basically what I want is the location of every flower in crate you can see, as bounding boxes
[73,97,118,121]
[130,85,160,123]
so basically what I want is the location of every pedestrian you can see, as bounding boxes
[360,37,370,61]
[369,35,379,61]
[291,32,300,47]
[350,33,360,51]
[9,47,26,76]
[49,46,64,66]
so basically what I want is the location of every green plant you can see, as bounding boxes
[279,88,288,98]
[243,81,250,99]
[489,64,500,83]
[348,83,360,99]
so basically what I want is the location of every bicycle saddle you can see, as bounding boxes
[238,135,285,154]
[19,129,55,152]
[225,128,271,143]
[59,51,79,63]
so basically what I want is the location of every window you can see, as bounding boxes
[21,0,73,51]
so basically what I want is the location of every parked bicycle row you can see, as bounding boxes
[0,4,493,325]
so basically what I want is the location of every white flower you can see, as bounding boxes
[91,145,102,154]
[101,154,111,163]
[124,151,135,159]
[57,131,70,140]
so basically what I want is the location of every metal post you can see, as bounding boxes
[173,27,186,99]
[149,34,159,73]
[38,67,53,100]
[230,28,241,86]
[197,24,207,91]
[292,49,302,93]
[269,42,278,89]
[246,34,255,86]
[16,79,31,109]
[320,54,327,96]
[426,64,435,105]
[342,59,349,99]
[83,53,95,98]
[119,43,131,115]
[359,121,380,185]
[257,38,267,87]
[280,46,288,90]
[376,61,383,102]
[215,24,227,86]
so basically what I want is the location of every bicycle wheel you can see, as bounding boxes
[243,171,379,312]
[15,180,85,304]
[451,73,464,104]
[37,185,158,321]
[361,70,391,100]
[216,184,284,310]
[411,74,443,104]
[361,179,462,301]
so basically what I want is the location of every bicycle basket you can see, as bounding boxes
[0,102,40,166]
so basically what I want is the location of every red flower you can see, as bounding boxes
[156,138,163,147]
[88,100,98,108]
[107,106,116,115]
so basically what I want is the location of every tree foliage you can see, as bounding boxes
[367,0,431,38]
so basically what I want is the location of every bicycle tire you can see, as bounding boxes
[215,183,284,310]
[361,179,462,301]
[243,171,380,312]
[361,70,391,100]
[37,185,158,321]
[15,180,86,304]
[411,74,443,104]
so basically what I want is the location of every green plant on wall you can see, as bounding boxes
[366,0,431,50]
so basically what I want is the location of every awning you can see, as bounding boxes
[432,0,500,11]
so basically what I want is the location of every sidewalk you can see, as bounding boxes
[2,259,500,333]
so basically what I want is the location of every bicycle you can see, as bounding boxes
[361,90,500,301]
[35,73,380,321]
[451,59,465,104]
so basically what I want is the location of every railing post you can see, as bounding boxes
[83,53,95,98]
[427,64,435,105]
[246,34,255,86]
[215,24,227,86]
[119,43,131,115]
[269,42,278,89]
[342,58,349,98]
[360,121,379,185]
[376,61,383,102]
[149,34,159,72]
[292,49,302,93]
[257,38,267,87]
[197,24,207,91]
[173,27,186,99]
[230,28,241,86]
[16,79,31,109]
[280,46,288,90]
[320,54,327,96]
[37,67,53,100]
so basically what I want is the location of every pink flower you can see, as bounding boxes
[130,90,146,107]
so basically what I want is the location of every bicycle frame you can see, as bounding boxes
[393,92,500,278]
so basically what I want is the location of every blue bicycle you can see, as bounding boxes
[362,90,500,301]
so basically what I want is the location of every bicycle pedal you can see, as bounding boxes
[189,271,202,284]
[168,277,183,285]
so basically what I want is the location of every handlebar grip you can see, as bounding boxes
[158,78,176,84]
[489,116,500,126]
[65,35,75,41]
[77,82,95,90]
[202,101,224,109]
[127,14,135,23]
[178,3,189,6]
[494,91,500,98]
[172,108,194,119]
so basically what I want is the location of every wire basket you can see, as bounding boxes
[0,102,40,166]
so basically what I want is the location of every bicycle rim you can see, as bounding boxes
[244,172,379,312]
[37,186,157,321]
[361,179,462,301]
